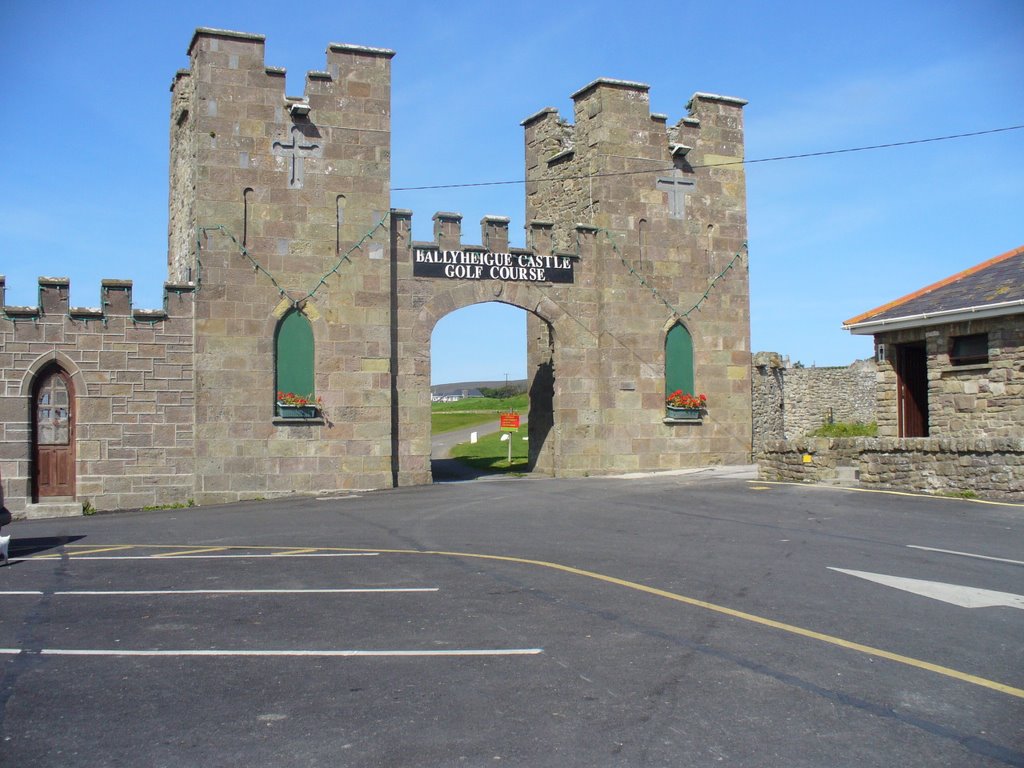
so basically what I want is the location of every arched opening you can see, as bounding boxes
[429,301,554,481]
[32,364,76,501]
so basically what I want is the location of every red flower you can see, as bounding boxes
[666,390,707,409]
[277,391,323,408]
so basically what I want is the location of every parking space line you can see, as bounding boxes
[0,591,44,596]
[52,588,439,596]
[748,480,1024,507]
[12,552,380,562]
[0,648,542,658]
[34,545,137,558]
[907,545,1024,567]
[339,546,1024,700]
[152,547,229,557]
[14,539,1018,699]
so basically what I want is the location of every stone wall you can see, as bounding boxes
[752,352,877,451]
[758,437,1024,500]
[0,278,195,514]
[175,30,397,501]
[516,84,753,475]
[873,315,1024,438]
[785,360,877,435]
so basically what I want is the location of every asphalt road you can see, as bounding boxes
[1,470,1022,767]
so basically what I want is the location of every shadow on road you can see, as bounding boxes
[3,535,87,566]
[431,458,511,483]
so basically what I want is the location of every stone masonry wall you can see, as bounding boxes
[784,359,877,436]
[873,315,1024,438]
[517,84,752,474]
[173,29,396,502]
[751,351,785,451]
[0,277,195,514]
[758,437,1024,501]
[752,352,877,452]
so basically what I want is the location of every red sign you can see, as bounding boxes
[500,412,520,431]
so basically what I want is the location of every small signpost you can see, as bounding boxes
[500,412,520,464]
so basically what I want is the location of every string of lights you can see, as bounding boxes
[392,125,1024,192]
[597,227,746,320]
[196,212,391,307]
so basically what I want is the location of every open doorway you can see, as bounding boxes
[895,342,929,437]
[429,301,553,481]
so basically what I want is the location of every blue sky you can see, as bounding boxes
[1,1,1021,384]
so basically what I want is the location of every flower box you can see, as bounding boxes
[276,403,319,419]
[666,406,702,421]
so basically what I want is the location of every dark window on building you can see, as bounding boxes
[949,333,988,366]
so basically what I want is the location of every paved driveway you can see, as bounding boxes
[1,470,1022,766]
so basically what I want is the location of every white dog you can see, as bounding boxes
[0,534,9,565]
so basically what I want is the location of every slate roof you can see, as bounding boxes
[844,245,1024,330]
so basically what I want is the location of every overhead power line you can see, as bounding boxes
[392,124,1024,192]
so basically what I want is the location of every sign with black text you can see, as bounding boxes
[413,248,574,284]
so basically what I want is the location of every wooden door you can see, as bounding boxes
[34,368,75,498]
[896,343,929,438]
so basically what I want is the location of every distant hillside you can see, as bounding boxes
[431,379,528,398]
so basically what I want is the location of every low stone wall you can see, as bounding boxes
[758,437,1024,501]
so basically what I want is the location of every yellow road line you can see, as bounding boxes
[272,548,319,556]
[35,545,137,559]
[749,480,1024,508]
[343,546,1024,699]
[49,542,1024,698]
[151,547,230,558]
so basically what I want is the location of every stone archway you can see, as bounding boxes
[393,280,574,485]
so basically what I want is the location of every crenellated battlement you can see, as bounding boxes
[173,29,394,124]
[391,210,577,259]
[523,79,747,255]
[0,276,195,325]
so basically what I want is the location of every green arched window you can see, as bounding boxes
[275,310,315,416]
[665,322,694,399]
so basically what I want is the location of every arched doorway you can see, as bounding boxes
[32,365,76,500]
[429,301,555,480]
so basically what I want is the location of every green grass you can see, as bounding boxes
[431,394,529,413]
[809,422,878,438]
[433,412,500,433]
[431,394,528,435]
[449,428,529,473]
[142,499,196,511]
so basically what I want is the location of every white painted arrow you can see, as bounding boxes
[829,568,1024,610]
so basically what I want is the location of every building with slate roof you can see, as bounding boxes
[844,245,1024,439]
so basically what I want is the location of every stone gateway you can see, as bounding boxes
[0,28,752,516]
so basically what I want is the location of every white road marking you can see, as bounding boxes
[0,648,543,658]
[906,545,1024,567]
[0,591,44,596]
[829,567,1024,609]
[51,588,438,596]
[10,552,380,562]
